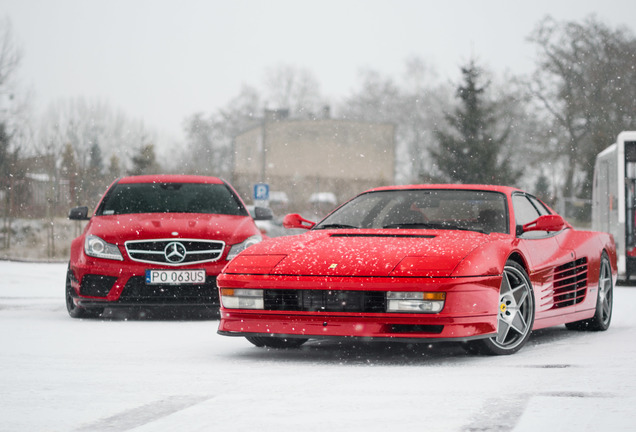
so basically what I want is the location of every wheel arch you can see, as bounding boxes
[506,251,529,273]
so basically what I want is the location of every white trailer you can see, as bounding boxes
[592,131,636,280]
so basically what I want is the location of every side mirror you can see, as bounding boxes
[522,214,566,233]
[252,206,274,221]
[282,213,315,230]
[69,206,90,221]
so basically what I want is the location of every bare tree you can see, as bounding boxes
[0,17,23,249]
[339,58,452,184]
[34,97,159,211]
[263,64,325,117]
[0,17,21,89]
[182,85,262,180]
[528,15,636,199]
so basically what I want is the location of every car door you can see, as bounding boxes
[512,193,575,320]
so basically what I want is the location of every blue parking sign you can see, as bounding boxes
[254,183,269,201]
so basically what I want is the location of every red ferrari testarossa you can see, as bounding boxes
[217,185,616,355]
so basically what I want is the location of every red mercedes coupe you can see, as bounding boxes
[217,185,616,355]
[66,175,271,318]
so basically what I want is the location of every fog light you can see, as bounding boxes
[220,288,264,309]
[386,291,445,313]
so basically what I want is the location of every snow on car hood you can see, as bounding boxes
[227,229,493,277]
[84,213,259,245]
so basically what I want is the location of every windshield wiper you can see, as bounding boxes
[383,223,441,229]
[442,224,486,234]
[314,223,359,230]
[383,222,486,234]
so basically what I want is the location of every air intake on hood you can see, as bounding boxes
[329,234,436,239]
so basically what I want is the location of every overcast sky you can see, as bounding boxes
[3,0,636,141]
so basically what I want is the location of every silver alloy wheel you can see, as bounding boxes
[492,264,535,350]
[565,253,613,332]
[597,256,613,327]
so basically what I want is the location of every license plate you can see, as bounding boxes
[145,269,206,285]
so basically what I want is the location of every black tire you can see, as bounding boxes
[565,253,613,331]
[246,336,308,349]
[465,260,535,355]
[65,264,103,319]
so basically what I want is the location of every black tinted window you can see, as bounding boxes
[97,183,247,216]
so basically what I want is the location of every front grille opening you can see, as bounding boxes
[264,289,386,313]
[80,274,117,297]
[119,276,218,305]
[125,239,225,265]
[389,324,444,334]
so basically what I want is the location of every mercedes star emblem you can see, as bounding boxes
[164,241,187,263]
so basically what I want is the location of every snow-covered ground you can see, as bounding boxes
[1,261,635,431]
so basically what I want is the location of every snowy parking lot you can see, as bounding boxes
[1,260,636,431]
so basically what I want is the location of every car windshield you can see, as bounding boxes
[96,182,248,216]
[314,189,509,234]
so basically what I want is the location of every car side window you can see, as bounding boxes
[528,195,550,216]
[513,193,557,239]
[512,194,541,226]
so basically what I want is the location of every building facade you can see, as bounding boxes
[232,114,395,216]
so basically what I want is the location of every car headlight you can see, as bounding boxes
[386,291,446,313]
[220,288,264,309]
[226,235,262,261]
[84,235,123,261]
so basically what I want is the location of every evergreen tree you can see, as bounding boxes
[129,143,159,175]
[60,143,79,205]
[108,154,122,178]
[0,123,21,248]
[88,141,103,174]
[430,60,521,185]
[84,140,105,206]
[0,123,10,182]
[534,173,552,204]
[60,143,78,179]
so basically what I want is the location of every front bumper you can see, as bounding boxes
[71,279,219,308]
[218,313,495,342]
[69,258,226,308]
[217,273,501,341]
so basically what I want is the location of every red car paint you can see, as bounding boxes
[66,175,264,317]
[217,184,617,354]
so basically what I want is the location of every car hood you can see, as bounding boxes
[84,213,259,245]
[226,229,496,277]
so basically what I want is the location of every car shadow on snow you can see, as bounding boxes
[97,306,219,321]
[233,339,472,365]
[227,325,597,366]
[525,325,602,349]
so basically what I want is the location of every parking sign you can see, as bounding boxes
[254,183,269,201]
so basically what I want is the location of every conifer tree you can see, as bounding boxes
[60,143,80,205]
[130,143,159,175]
[84,140,105,206]
[430,60,521,185]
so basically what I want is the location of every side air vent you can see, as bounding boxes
[551,257,588,309]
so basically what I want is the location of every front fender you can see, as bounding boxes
[451,237,512,277]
